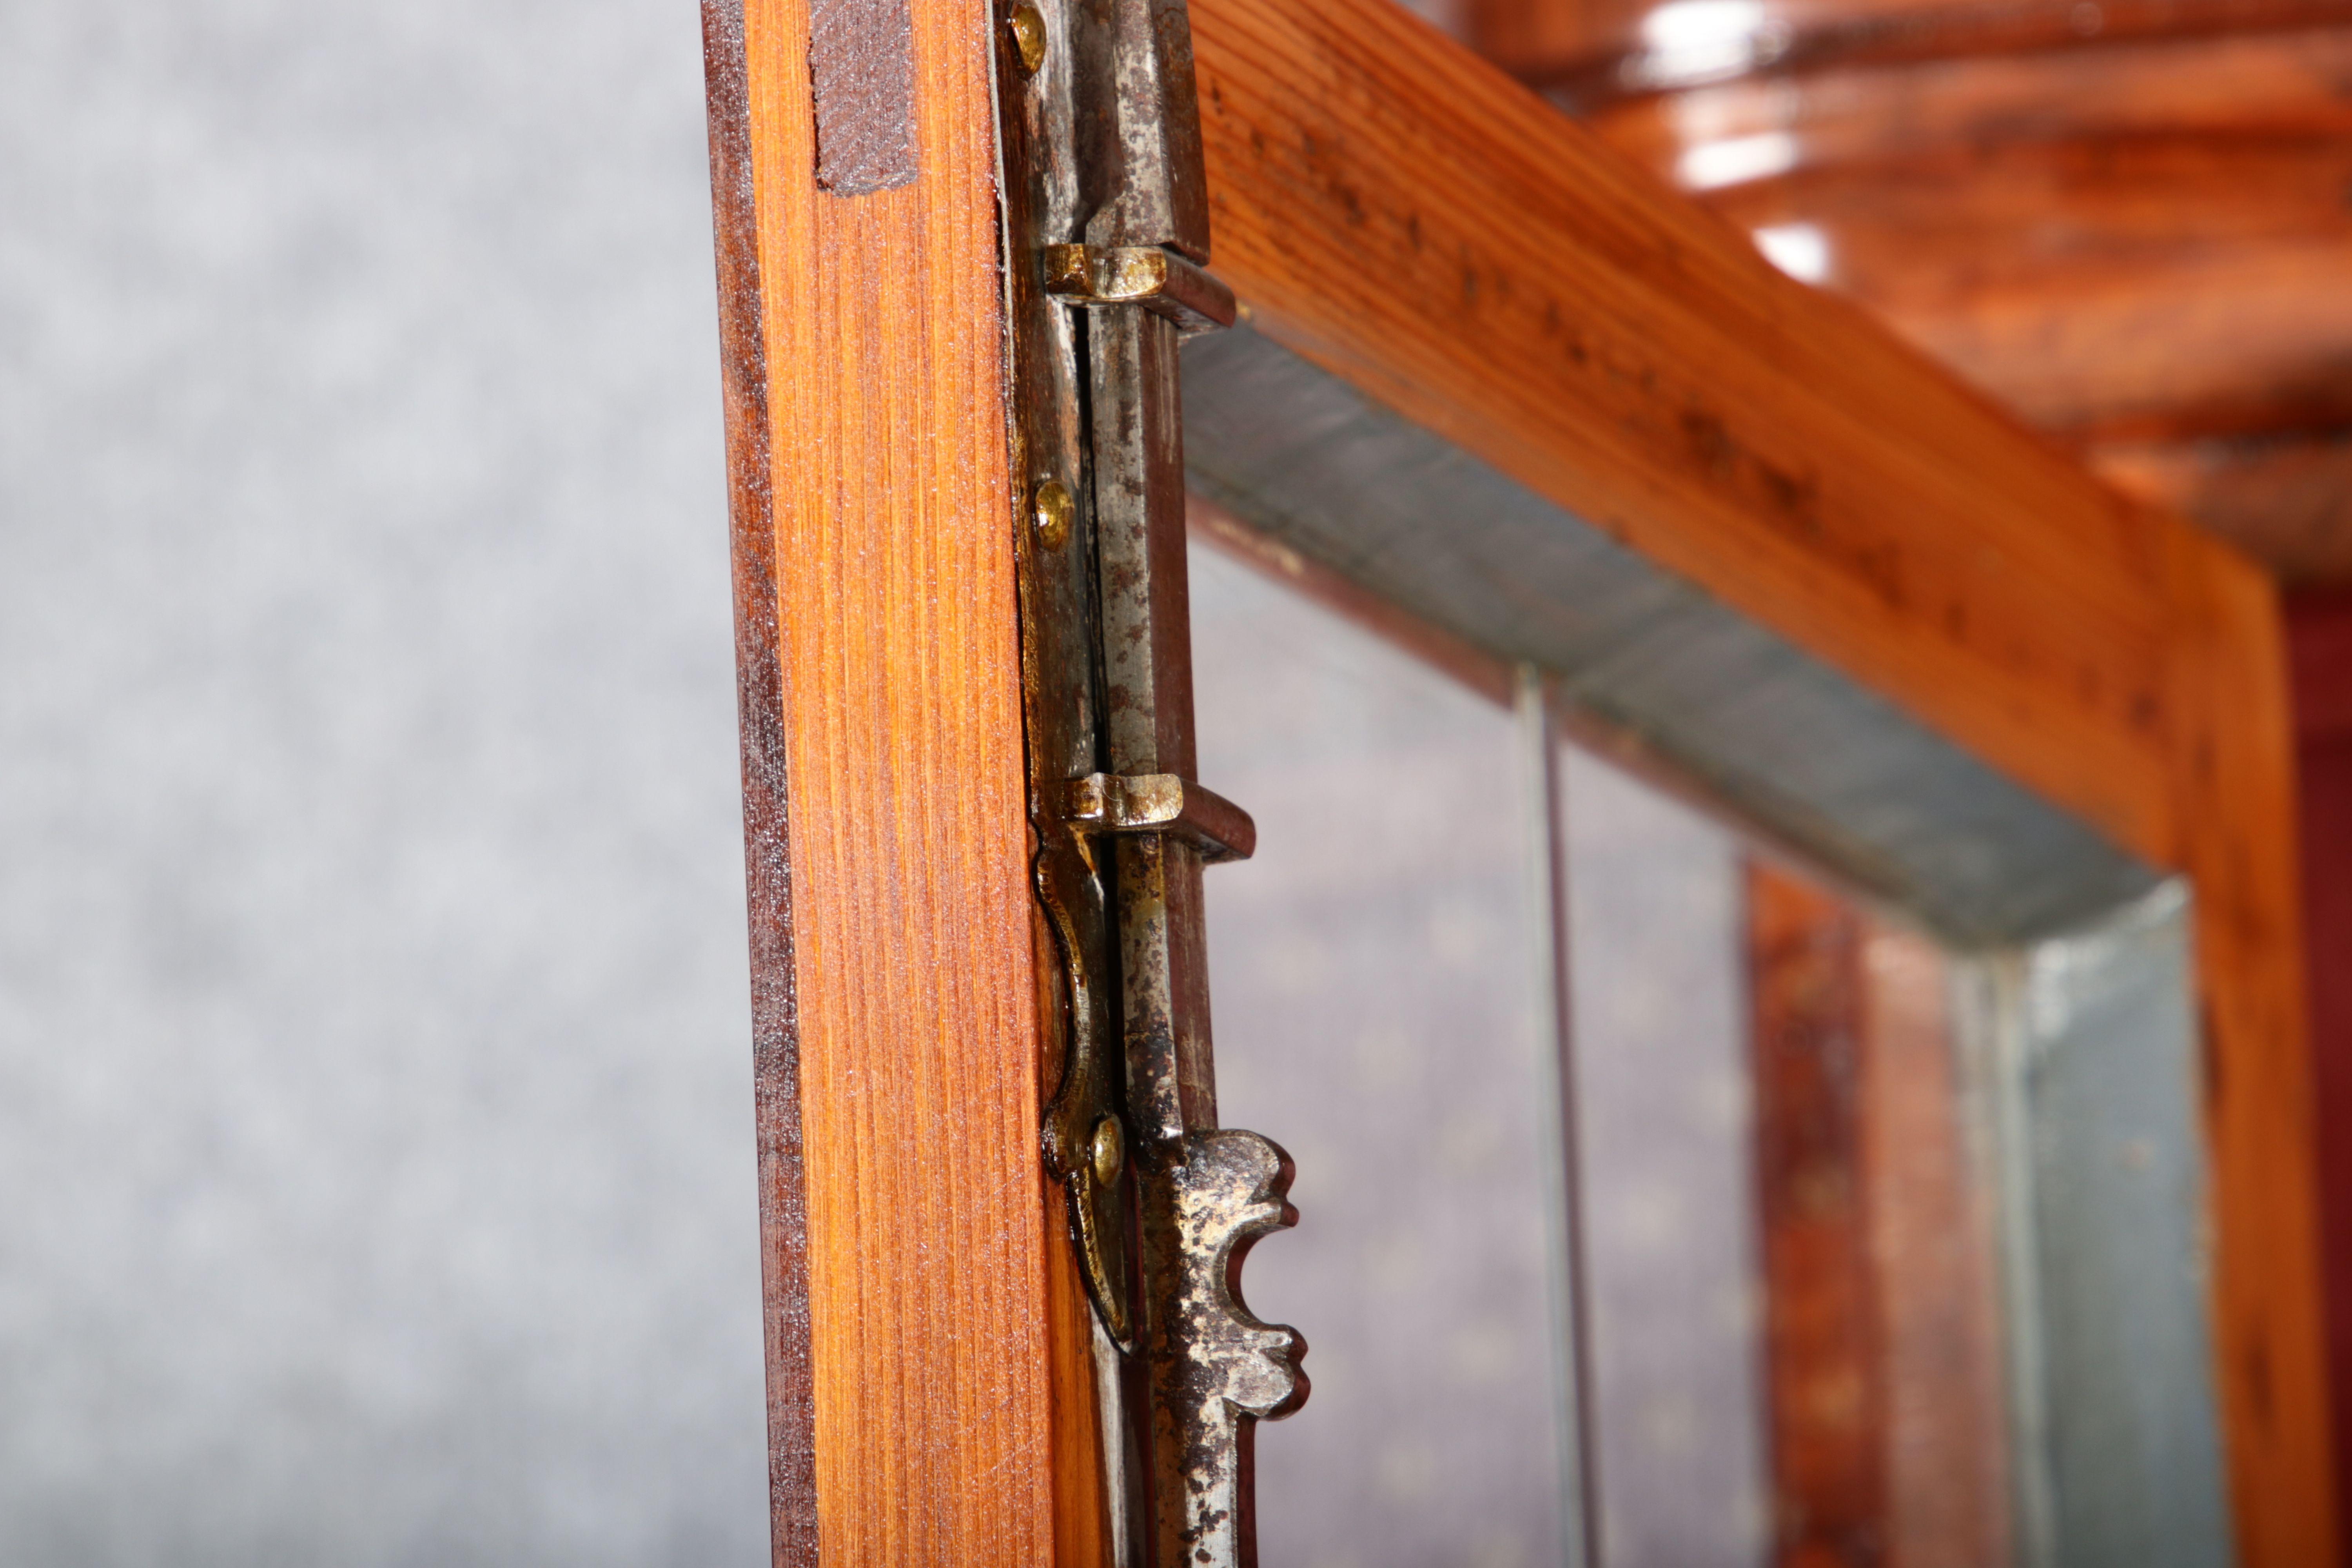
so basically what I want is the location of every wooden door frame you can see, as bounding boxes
[701,0,2336,1559]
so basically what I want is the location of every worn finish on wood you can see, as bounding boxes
[704,0,1103,1559]
[1747,869,2016,1568]
[1183,0,2336,1556]
[702,3,818,1558]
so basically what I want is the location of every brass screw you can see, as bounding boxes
[1007,5,1047,76]
[1089,1114,1124,1188]
[1032,478,1074,551]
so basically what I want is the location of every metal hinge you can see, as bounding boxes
[995,0,1307,1562]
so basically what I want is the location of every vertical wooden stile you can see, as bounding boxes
[2161,526,2339,1568]
[699,0,1108,1561]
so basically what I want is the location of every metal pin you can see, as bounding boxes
[1091,1114,1125,1187]
[1033,478,1074,550]
[1007,5,1047,76]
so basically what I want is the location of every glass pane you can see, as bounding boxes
[1558,746,1769,1568]
[1188,524,2220,1568]
[1191,540,1568,1568]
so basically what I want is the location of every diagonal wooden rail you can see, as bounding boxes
[701,0,2334,1558]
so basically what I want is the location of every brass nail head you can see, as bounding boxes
[1007,6,1047,76]
[1090,1114,1124,1187]
[1032,479,1074,551]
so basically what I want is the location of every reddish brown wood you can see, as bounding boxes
[1474,0,2352,103]
[702,3,818,1557]
[1746,872,2014,1568]
[701,0,1109,1559]
[1185,4,2337,1552]
[1193,0,2180,866]
[2163,522,2334,1568]
[1749,865,1887,1568]
[1584,27,2352,177]
[698,0,2340,1554]
[1697,137,2352,441]
[2292,588,2352,1534]
[1563,24,2352,580]
[2098,436,2352,586]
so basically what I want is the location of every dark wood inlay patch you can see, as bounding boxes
[808,0,918,195]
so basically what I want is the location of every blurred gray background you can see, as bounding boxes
[0,2,769,1563]
[0,4,1785,1564]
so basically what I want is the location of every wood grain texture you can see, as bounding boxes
[1748,873,2018,1568]
[1699,139,2352,439]
[1584,28,2352,180]
[1191,0,2175,875]
[2164,527,2339,1568]
[702,3,818,1558]
[708,0,1099,1559]
[1185,1,2336,1555]
[1572,27,2352,580]
[1471,0,2352,99]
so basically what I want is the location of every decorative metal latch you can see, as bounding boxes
[996,0,1308,1561]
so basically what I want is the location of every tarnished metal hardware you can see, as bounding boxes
[1032,477,1075,550]
[1148,1132,1311,1563]
[1089,0,1211,260]
[996,0,1305,1559]
[1037,820,1134,1347]
[1006,4,1048,76]
[1090,1112,1126,1186]
[1067,771,1257,863]
[1043,244,1238,335]
[996,0,1137,1368]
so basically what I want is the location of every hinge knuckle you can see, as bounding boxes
[1067,771,1257,862]
[1044,243,1238,335]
